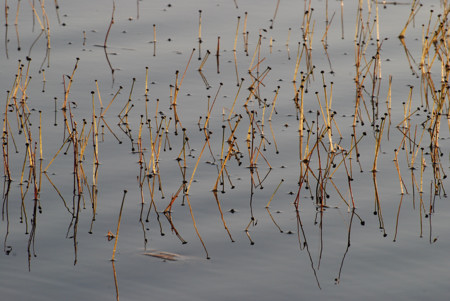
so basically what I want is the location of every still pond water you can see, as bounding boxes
[1,0,450,300]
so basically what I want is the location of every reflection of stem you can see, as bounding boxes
[372,116,386,172]
[54,0,61,24]
[28,29,44,60]
[244,217,255,245]
[295,209,321,289]
[428,181,434,244]
[372,173,386,236]
[398,38,418,76]
[13,0,20,49]
[342,152,355,209]
[104,2,115,48]
[28,190,39,270]
[44,172,71,214]
[4,0,9,58]
[138,203,148,249]
[72,195,82,265]
[265,208,283,233]
[216,36,220,73]
[212,191,234,241]
[111,261,119,301]
[318,210,324,270]
[163,212,187,244]
[198,70,210,90]
[104,47,115,85]
[14,24,20,51]
[104,2,116,84]
[336,209,355,284]
[2,180,12,255]
[393,194,404,242]
[145,176,163,235]
[186,195,209,259]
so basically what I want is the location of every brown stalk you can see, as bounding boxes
[398,0,422,38]
[269,0,280,29]
[111,190,127,261]
[62,58,80,114]
[265,179,283,208]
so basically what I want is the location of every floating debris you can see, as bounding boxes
[142,251,183,261]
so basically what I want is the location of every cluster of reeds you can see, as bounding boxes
[123,3,374,252]
[1,58,42,269]
[2,1,450,281]
[391,1,450,242]
[0,53,129,266]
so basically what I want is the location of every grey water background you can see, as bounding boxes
[1,0,450,300]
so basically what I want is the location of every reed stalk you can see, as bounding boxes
[111,190,127,261]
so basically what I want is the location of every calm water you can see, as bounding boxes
[1,0,450,300]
